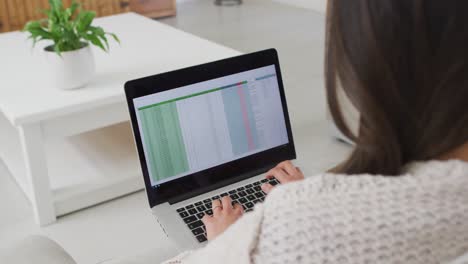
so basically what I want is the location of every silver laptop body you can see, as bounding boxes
[124,49,295,251]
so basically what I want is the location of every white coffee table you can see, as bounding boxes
[0,13,241,226]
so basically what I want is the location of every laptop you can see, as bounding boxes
[124,49,296,250]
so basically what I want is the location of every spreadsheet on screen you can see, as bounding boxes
[133,65,289,187]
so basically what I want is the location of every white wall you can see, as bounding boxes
[273,0,327,13]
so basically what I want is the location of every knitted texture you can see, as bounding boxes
[164,160,468,264]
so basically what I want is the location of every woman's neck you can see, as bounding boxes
[439,141,468,162]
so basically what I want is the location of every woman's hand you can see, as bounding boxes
[200,161,302,241]
[202,196,243,241]
[261,160,304,194]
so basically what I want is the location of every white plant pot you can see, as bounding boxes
[44,43,95,90]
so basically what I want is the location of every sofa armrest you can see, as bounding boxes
[0,235,76,264]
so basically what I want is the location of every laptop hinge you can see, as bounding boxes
[168,164,273,205]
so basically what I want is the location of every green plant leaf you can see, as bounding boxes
[76,11,96,32]
[23,0,119,55]
[89,25,105,36]
[108,32,120,44]
[23,21,53,40]
[88,26,109,49]
[49,0,63,12]
[84,33,106,51]
[69,1,80,17]
[49,0,63,24]
[53,43,62,56]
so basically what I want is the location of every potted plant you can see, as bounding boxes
[23,0,119,90]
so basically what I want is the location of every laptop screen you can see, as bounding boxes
[133,65,289,188]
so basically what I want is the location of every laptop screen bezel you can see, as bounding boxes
[125,49,296,208]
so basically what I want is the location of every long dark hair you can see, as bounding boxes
[326,0,468,175]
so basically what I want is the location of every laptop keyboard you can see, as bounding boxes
[176,177,280,243]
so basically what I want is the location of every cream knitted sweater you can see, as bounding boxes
[164,160,468,264]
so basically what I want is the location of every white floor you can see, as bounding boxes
[0,1,350,263]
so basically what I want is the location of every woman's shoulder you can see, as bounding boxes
[254,160,468,263]
[267,159,468,202]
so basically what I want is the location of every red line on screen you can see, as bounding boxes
[237,84,255,150]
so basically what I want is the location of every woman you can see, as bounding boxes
[164,0,468,263]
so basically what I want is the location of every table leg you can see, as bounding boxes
[18,123,56,226]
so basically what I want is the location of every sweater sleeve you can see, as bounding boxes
[162,204,265,264]
[161,176,327,264]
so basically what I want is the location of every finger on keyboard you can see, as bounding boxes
[261,183,274,194]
